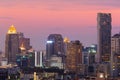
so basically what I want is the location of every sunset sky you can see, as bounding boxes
[0,0,120,51]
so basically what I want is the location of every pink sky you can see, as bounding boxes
[0,0,120,50]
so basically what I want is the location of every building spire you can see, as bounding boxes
[7,25,17,34]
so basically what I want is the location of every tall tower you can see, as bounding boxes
[97,13,112,63]
[5,25,19,64]
[46,34,64,60]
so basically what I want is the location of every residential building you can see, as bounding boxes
[111,33,120,77]
[65,40,82,73]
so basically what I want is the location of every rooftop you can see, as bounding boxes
[7,25,17,34]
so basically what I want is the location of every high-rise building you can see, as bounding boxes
[111,33,120,77]
[16,51,35,67]
[88,45,97,65]
[46,34,64,60]
[65,40,82,73]
[5,25,32,65]
[111,33,120,54]
[18,32,31,51]
[5,25,19,64]
[83,44,97,65]
[97,13,112,63]
[63,37,70,55]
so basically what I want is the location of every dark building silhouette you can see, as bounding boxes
[5,25,19,64]
[5,25,32,64]
[97,13,112,63]
[46,34,64,60]
[16,51,35,68]
[111,33,120,77]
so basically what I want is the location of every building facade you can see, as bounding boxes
[83,44,97,65]
[35,51,43,67]
[97,13,112,63]
[5,25,32,65]
[16,51,35,67]
[46,34,64,60]
[18,32,31,51]
[65,40,82,73]
[111,33,120,54]
[5,25,19,64]
[111,33,120,77]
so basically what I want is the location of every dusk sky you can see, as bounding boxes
[0,0,120,51]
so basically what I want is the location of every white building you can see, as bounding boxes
[35,51,43,67]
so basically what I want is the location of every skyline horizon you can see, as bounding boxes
[0,17,119,52]
[0,0,120,51]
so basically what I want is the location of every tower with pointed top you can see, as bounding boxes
[5,25,19,64]
[7,25,17,34]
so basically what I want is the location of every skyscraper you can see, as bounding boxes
[5,25,19,64]
[97,13,112,63]
[65,40,82,73]
[46,34,64,60]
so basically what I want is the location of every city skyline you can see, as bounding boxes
[0,0,120,50]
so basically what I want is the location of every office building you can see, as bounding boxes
[83,44,97,65]
[111,33,120,77]
[63,37,70,55]
[16,51,35,67]
[27,50,35,67]
[65,40,82,73]
[82,45,97,77]
[18,32,31,51]
[88,44,97,64]
[46,34,64,60]
[111,33,120,54]
[5,25,19,64]
[5,25,32,65]
[97,13,112,63]
[82,46,91,65]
